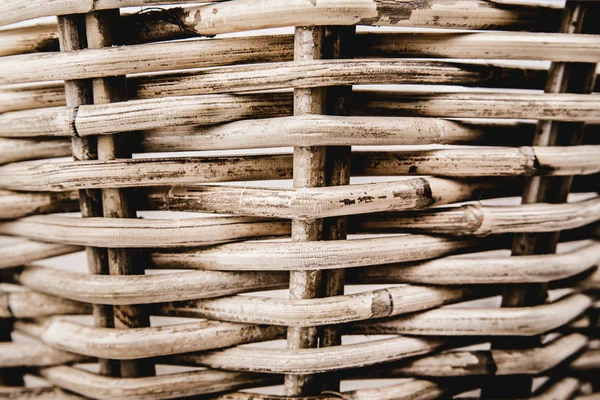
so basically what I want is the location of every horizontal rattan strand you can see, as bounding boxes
[0,83,67,113]
[0,289,90,318]
[351,293,591,336]
[357,196,600,236]
[2,330,588,376]
[149,221,597,271]
[0,342,87,367]
[0,137,72,164]
[168,333,588,375]
[0,154,294,191]
[0,238,79,269]
[160,1,545,35]
[4,243,594,313]
[6,23,600,67]
[146,179,599,221]
[349,241,600,285]
[14,318,285,360]
[0,215,290,248]
[159,285,478,327]
[0,386,85,400]
[214,377,573,400]
[353,92,600,121]
[1,198,597,254]
[0,10,207,58]
[0,0,209,27]
[9,265,288,305]
[158,289,592,330]
[8,374,585,400]
[0,188,78,218]
[0,379,444,400]
[18,355,583,400]
[3,121,596,167]
[526,378,581,400]
[2,92,599,139]
[0,59,559,111]
[368,333,588,378]
[80,119,568,151]
[0,176,486,220]
[0,119,546,164]
[145,178,492,219]
[8,370,589,400]
[203,379,451,400]
[0,146,598,192]
[355,31,600,62]
[3,33,600,88]
[570,349,600,372]
[0,36,292,86]
[8,233,478,274]
[0,93,289,138]
[178,335,448,375]
[2,249,595,321]
[39,366,274,400]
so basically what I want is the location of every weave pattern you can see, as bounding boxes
[0,0,599,399]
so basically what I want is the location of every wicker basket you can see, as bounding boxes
[0,0,599,399]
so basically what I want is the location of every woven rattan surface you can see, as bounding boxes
[0,0,599,399]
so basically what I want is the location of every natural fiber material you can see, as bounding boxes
[0,0,599,399]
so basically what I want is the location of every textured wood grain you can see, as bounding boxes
[12,265,288,305]
[39,366,275,400]
[0,215,291,248]
[176,0,542,35]
[2,34,598,89]
[0,0,202,27]
[160,285,477,326]
[0,36,293,85]
[358,31,600,62]
[0,342,87,367]
[1,146,598,192]
[0,138,71,165]
[354,92,600,122]
[172,336,448,374]
[373,333,588,377]
[1,92,599,138]
[0,189,79,219]
[349,241,600,285]
[0,61,563,113]
[145,178,492,219]
[212,379,449,400]
[0,239,80,270]
[0,290,89,318]
[352,294,591,336]
[15,318,284,360]
[151,234,478,271]
[358,197,600,236]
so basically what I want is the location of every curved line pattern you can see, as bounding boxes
[0,215,291,248]
[0,0,544,36]
[159,286,478,327]
[12,265,288,305]
[146,178,489,219]
[15,318,284,360]
[348,242,600,284]
[0,147,597,192]
[351,294,592,337]
[359,197,600,236]
[151,234,478,271]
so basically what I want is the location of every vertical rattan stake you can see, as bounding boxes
[285,26,327,396]
[56,14,118,378]
[85,9,155,379]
